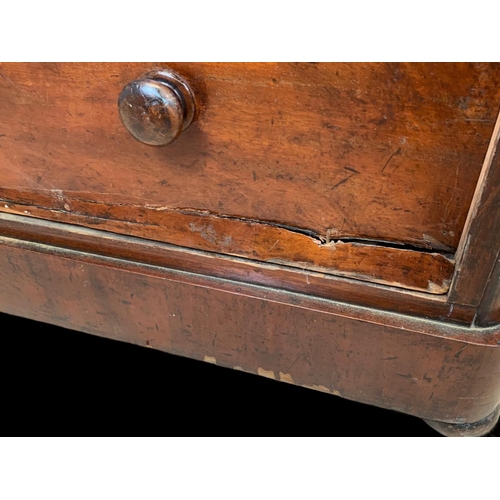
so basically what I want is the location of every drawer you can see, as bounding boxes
[1,62,499,293]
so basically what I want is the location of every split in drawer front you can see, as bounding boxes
[0,63,498,292]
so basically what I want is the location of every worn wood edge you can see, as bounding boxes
[0,234,497,345]
[423,404,500,436]
[449,108,500,307]
[475,253,500,327]
[0,194,454,294]
[2,236,499,425]
[1,63,497,253]
[0,212,477,325]
[454,109,500,266]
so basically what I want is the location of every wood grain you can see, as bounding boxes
[1,212,475,323]
[0,191,454,293]
[1,236,499,424]
[118,69,197,146]
[0,62,497,252]
[475,256,500,327]
[449,109,500,308]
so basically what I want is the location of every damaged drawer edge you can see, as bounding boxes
[0,196,454,294]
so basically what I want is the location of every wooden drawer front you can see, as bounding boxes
[0,63,498,293]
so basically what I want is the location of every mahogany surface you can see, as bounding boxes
[1,63,499,291]
[1,62,500,435]
[1,237,499,426]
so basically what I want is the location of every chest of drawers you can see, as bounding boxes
[1,62,499,435]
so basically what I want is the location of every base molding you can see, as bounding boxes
[1,234,499,428]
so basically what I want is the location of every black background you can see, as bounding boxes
[1,313,498,437]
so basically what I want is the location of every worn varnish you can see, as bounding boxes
[118,69,197,146]
[0,63,498,290]
[449,109,500,309]
[1,237,499,426]
[1,212,474,323]
[476,257,500,327]
[2,63,500,436]
[0,193,454,293]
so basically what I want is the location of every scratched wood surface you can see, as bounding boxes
[0,194,454,293]
[476,255,500,327]
[1,212,474,323]
[0,63,498,291]
[1,237,499,425]
[449,110,500,310]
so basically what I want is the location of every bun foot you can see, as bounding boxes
[423,405,500,437]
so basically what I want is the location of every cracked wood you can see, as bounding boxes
[1,63,498,293]
[0,63,499,252]
[0,190,454,293]
[0,213,476,323]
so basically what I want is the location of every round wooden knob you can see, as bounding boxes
[118,69,196,146]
